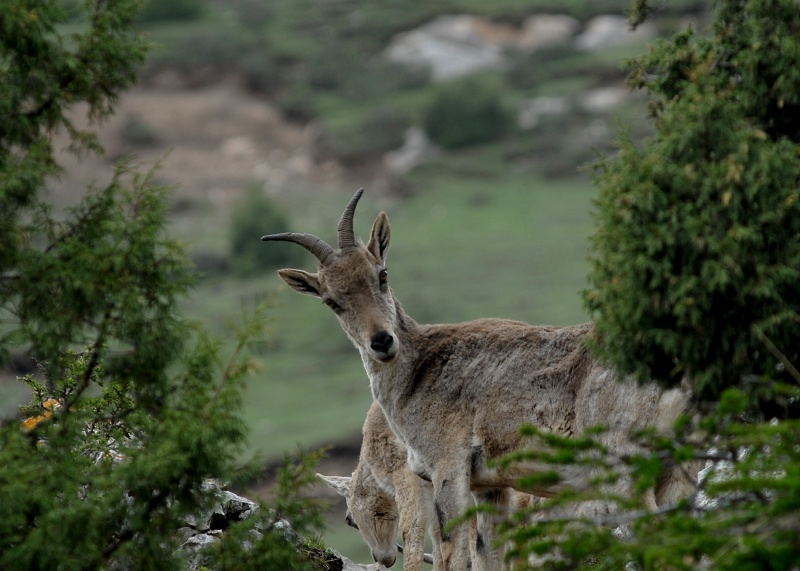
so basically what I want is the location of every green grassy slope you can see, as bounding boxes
[183,164,597,462]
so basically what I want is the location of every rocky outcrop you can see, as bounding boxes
[383,13,657,82]
[516,85,641,130]
[384,15,506,81]
[177,480,378,570]
[515,14,582,51]
[383,127,441,174]
[517,96,571,129]
[384,14,579,81]
[575,15,656,51]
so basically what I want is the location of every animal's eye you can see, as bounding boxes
[324,298,342,312]
[378,268,388,287]
[345,513,359,530]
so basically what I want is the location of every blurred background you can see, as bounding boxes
[1,0,710,563]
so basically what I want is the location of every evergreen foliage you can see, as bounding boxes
[496,1,800,568]
[0,1,325,567]
[585,0,800,403]
[423,76,513,149]
[498,390,800,570]
[229,183,301,277]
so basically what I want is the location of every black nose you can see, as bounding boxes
[373,552,396,568]
[370,331,394,353]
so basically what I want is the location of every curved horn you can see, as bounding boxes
[261,232,334,266]
[337,188,364,249]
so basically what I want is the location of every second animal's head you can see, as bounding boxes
[262,189,400,364]
[318,471,400,568]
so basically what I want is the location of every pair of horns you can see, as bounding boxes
[261,188,363,265]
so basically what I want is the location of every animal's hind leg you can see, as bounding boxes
[472,488,508,571]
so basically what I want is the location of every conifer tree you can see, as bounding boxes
[0,2,325,568]
[499,2,800,568]
[586,0,800,405]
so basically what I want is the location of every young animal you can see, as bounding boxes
[319,401,443,571]
[263,189,698,570]
[318,402,529,570]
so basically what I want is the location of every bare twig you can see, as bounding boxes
[751,324,800,384]
[395,543,434,565]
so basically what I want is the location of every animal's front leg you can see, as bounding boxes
[395,476,429,571]
[433,471,472,571]
[418,481,446,571]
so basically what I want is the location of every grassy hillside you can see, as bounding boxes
[182,157,597,462]
[1,0,711,463]
[182,162,597,565]
[136,0,694,466]
[3,0,710,563]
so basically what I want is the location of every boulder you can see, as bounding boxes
[517,96,571,129]
[384,15,507,81]
[384,14,583,81]
[177,480,377,570]
[578,86,635,113]
[517,14,580,51]
[575,15,657,51]
[383,127,441,174]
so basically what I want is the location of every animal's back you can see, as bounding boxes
[402,320,597,455]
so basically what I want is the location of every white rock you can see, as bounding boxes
[576,15,656,51]
[517,14,580,51]
[220,136,256,159]
[181,532,220,551]
[517,96,571,129]
[383,127,441,174]
[384,15,506,81]
[578,86,633,113]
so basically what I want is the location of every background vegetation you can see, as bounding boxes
[0,1,326,567]
[126,0,685,463]
[6,0,798,567]
[498,1,800,568]
[2,0,707,563]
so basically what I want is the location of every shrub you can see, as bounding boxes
[191,250,230,277]
[120,114,160,147]
[505,44,585,91]
[276,84,318,123]
[0,1,330,567]
[239,51,282,94]
[143,27,264,89]
[586,2,800,403]
[229,184,301,276]
[423,76,513,149]
[320,106,410,165]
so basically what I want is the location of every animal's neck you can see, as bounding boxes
[363,298,419,416]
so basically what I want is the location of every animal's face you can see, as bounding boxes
[347,470,400,568]
[265,189,399,364]
[316,248,399,362]
[318,471,400,568]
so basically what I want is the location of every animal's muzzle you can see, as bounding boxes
[370,331,395,355]
[373,550,397,568]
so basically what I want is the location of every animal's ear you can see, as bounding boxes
[317,473,352,497]
[277,269,322,297]
[367,212,390,264]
